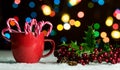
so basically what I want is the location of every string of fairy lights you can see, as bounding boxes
[4,0,120,44]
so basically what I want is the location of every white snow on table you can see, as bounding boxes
[0,50,120,70]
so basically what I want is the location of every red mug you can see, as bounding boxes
[1,28,55,63]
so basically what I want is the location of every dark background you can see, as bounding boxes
[0,0,120,50]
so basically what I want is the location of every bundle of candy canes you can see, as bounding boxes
[5,18,53,37]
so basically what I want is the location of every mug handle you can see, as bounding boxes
[42,39,55,58]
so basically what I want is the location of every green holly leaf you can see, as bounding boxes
[70,41,79,50]
[59,41,68,47]
[68,48,72,51]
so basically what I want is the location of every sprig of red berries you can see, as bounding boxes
[54,42,120,66]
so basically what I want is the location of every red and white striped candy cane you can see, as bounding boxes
[24,22,31,34]
[38,20,53,37]
[7,18,21,32]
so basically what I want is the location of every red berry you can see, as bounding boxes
[109,51,113,55]
[111,59,116,64]
[81,62,86,65]
[98,59,102,63]
[105,58,109,63]
[117,58,120,63]
[79,46,83,50]
[99,48,103,52]
[103,52,108,57]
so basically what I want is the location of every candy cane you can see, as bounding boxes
[24,22,31,34]
[44,21,53,36]
[37,20,53,37]
[7,18,21,32]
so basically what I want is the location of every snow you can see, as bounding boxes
[0,50,120,70]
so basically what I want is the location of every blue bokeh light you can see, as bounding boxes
[54,7,59,13]
[12,3,18,8]
[60,36,67,42]
[67,3,72,8]
[98,0,105,6]
[92,0,99,3]
[30,11,37,18]
[5,33,10,39]
[25,17,31,23]
[50,30,57,36]
[29,1,35,8]
[54,0,60,5]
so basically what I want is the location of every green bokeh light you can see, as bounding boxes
[88,2,94,8]
[93,23,100,30]
[94,31,100,37]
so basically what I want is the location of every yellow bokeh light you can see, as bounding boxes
[100,32,107,38]
[68,0,81,6]
[69,19,75,26]
[41,5,51,16]
[63,23,71,30]
[74,20,81,27]
[57,24,63,31]
[103,37,110,43]
[61,13,70,22]
[111,30,120,39]
[105,16,113,27]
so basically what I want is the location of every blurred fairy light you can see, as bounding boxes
[14,0,21,4]
[112,23,119,30]
[100,31,107,38]
[92,0,98,3]
[60,36,67,42]
[50,11,56,17]
[88,2,94,8]
[93,23,100,30]
[74,20,81,27]
[30,11,37,18]
[77,11,84,18]
[103,37,110,43]
[94,31,100,37]
[42,30,48,36]
[9,20,16,26]
[25,17,31,23]
[12,3,18,8]
[111,30,120,39]
[63,23,71,30]
[68,0,81,7]
[54,6,59,13]
[50,30,57,36]
[116,14,120,20]
[54,0,60,5]
[13,16,19,21]
[57,24,64,31]
[41,5,52,16]
[29,1,35,8]
[113,9,120,20]
[98,0,105,6]
[113,9,120,17]
[105,16,113,27]
[69,19,75,26]
[92,0,105,6]
[5,33,10,39]
[61,13,70,22]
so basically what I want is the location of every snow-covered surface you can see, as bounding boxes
[0,50,120,70]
